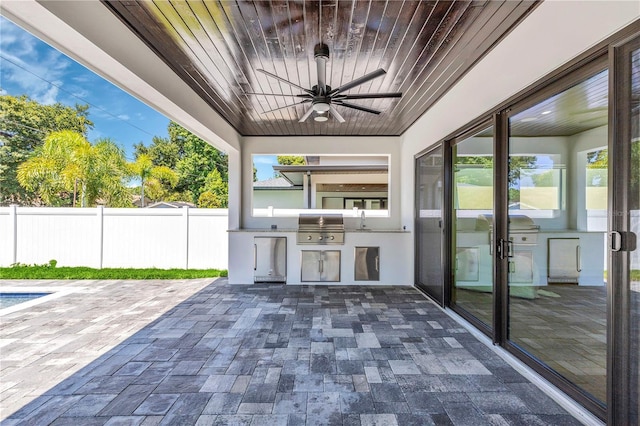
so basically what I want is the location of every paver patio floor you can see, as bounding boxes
[0,278,583,425]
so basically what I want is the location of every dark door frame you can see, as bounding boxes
[608,33,640,426]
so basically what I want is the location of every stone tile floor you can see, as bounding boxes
[0,278,584,425]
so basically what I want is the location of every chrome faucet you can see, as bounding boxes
[360,210,366,229]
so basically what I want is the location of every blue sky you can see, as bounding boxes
[0,16,170,162]
[0,16,279,180]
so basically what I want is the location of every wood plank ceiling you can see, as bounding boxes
[104,0,539,137]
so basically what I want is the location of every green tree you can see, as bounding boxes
[86,139,133,207]
[198,168,228,208]
[16,131,130,207]
[0,95,93,205]
[129,153,179,207]
[277,155,306,165]
[132,122,228,204]
[169,122,228,203]
[133,135,182,169]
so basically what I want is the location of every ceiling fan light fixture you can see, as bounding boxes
[313,102,330,112]
[314,115,329,122]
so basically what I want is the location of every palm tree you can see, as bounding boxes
[17,131,131,207]
[86,139,133,207]
[129,153,178,207]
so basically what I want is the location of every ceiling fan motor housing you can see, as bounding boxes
[314,43,330,60]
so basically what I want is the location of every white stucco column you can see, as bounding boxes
[227,148,241,230]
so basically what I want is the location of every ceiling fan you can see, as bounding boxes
[250,43,402,123]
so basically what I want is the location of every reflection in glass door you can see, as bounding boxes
[507,69,609,408]
[415,147,444,304]
[452,125,494,328]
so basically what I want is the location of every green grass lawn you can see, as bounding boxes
[0,265,227,280]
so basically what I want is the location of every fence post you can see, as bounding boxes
[97,205,104,269]
[183,206,189,269]
[9,204,17,265]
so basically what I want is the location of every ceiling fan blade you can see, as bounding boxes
[256,69,313,94]
[334,101,381,115]
[329,106,346,123]
[247,93,312,98]
[298,106,315,123]
[336,92,402,100]
[261,100,310,114]
[329,68,386,95]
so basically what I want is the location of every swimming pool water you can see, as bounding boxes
[0,293,51,309]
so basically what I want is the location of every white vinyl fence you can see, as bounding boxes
[0,206,229,269]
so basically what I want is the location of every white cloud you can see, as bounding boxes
[117,114,130,121]
[39,84,60,105]
[0,17,71,104]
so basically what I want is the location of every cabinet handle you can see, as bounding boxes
[576,245,582,272]
[375,256,379,272]
[319,259,323,273]
[253,244,257,270]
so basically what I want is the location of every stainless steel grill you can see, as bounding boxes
[297,214,345,245]
[476,214,540,250]
[506,215,539,245]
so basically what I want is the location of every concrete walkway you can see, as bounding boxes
[0,279,583,425]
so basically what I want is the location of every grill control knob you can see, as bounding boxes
[330,235,335,240]
[318,236,324,240]
[307,235,312,240]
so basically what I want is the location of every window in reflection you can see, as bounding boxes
[252,154,389,217]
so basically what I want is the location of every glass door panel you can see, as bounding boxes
[415,147,444,303]
[610,37,640,425]
[507,70,609,405]
[452,126,494,327]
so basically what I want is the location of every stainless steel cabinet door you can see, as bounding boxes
[301,251,321,282]
[322,251,341,282]
[301,250,341,282]
[355,247,379,281]
[547,238,580,283]
[254,237,287,282]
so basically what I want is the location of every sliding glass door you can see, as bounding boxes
[415,146,444,304]
[452,124,495,329]
[505,67,609,413]
[435,26,640,423]
[609,35,640,425]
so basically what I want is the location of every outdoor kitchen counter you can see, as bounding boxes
[228,229,409,233]
[228,229,413,285]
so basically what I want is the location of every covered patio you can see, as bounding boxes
[0,279,582,425]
